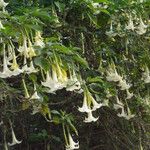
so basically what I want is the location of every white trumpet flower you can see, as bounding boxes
[30,83,40,100]
[126,14,135,31]
[0,20,5,29]
[66,132,79,150]
[126,89,133,99]
[136,17,147,35]
[106,64,122,82]
[84,111,99,123]
[113,96,124,110]
[8,127,22,146]
[78,91,91,113]
[42,68,64,94]
[125,106,135,120]
[0,48,12,78]
[34,31,45,48]
[66,69,82,92]
[11,50,23,76]
[106,21,117,37]
[142,66,150,84]
[118,79,131,90]
[28,39,36,58]
[117,107,128,118]
[0,0,8,8]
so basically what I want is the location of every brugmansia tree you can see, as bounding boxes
[0,0,150,149]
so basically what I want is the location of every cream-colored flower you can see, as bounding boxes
[142,65,150,83]
[106,21,117,37]
[30,83,40,100]
[0,0,8,8]
[66,132,79,150]
[118,78,131,90]
[136,17,147,35]
[126,14,135,31]
[84,111,99,123]
[0,48,12,78]
[8,126,22,146]
[126,89,133,99]
[0,20,5,29]
[34,31,45,48]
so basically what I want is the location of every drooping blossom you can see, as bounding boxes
[126,14,135,31]
[84,110,99,123]
[136,17,147,35]
[142,65,150,84]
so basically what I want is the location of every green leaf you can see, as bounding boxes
[34,57,50,71]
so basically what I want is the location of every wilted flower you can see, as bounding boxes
[84,110,99,123]
[66,132,79,150]
[8,126,22,146]
[136,17,147,35]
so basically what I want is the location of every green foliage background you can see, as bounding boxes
[0,0,150,150]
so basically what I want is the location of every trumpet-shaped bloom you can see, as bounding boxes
[66,132,79,150]
[136,17,147,35]
[114,96,124,110]
[126,14,135,31]
[118,79,131,90]
[28,39,36,58]
[30,83,40,100]
[78,92,91,113]
[0,48,13,78]
[34,31,45,48]
[142,66,150,83]
[106,64,122,82]
[84,111,99,123]
[106,21,117,37]
[0,20,5,29]
[0,0,8,8]
[66,69,82,92]
[42,68,64,94]
[126,89,133,99]
[8,127,22,146]
[125,106,135,120]
[10,50,23,76]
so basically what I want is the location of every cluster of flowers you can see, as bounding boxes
[0,31,44,78]
[106,62,135,120]
[106,12,148,37]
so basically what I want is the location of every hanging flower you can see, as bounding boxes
[126,89,133,99]
[8,126,22,146]
[125,106,135,120]
[136,17,147,35]
[34,31,45,48]
[27,39,36,58]
[106,63,122,82]
[0,0,8,9]
[0,47,13,78]
[10,49,23,76]
[126,14,135,31]
[78,88,102,113]
[66,69,82,92]
[30,83,40,100]
[106,21,117,37]
[142,65,150,84]
[66,132,79,150]
[84,111,99,123]
[117,78,131,90]
[117,106,128,118]
[113,96,124,110]
[78,90,91,113]
[0,20,5,29]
